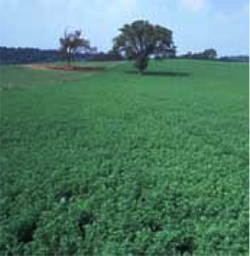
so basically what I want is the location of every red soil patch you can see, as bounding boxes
[49,66,105,72]
[25,64,105,72]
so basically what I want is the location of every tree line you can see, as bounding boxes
[0,47,95,65]
[0,47,61,64]
[179,49,217,60]
[0,47,124,65]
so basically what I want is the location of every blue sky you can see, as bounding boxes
[0,0,249,56]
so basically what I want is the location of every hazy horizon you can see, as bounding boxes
[0,0,249,56]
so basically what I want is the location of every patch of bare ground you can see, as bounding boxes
[24,64,105,72]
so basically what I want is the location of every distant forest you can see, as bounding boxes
[179,49,249,62]
[0,47,124,64]
[0,47,73,64]
[0,46,248,64]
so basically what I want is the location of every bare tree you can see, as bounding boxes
[59,29,91,66]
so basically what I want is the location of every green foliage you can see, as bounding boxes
[113,20,175,73]
[203,48,217,59]
[0,60,249,255]
[181,48,217,60]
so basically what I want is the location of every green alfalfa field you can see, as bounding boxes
[0,60,249,255]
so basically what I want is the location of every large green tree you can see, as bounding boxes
[59,29,92,66]
[113,20,176,74]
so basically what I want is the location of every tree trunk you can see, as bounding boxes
[67,55,71,67]
[139,70,144,75]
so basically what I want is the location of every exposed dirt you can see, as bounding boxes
[24,64,106,72]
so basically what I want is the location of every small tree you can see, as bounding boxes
[113,20,175,74]
[59,29,91,66]
[204,48,217,59]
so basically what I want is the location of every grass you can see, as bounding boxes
[0,61,120,89]
[0,59,249,255]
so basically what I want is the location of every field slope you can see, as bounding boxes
[0,60,249,255]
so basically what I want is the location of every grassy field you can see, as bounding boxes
[0,60,249,255]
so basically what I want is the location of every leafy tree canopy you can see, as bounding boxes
[113,20,176,73]
[203,48,217,59]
